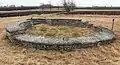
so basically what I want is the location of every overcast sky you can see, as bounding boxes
[0,0,120,7]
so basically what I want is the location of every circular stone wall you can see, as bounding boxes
[5,18,115,50]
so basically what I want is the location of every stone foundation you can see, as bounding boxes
[5,18,115,50]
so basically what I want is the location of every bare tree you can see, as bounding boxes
[62,0,76,12]
[48,1,52,11]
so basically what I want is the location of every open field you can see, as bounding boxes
[0,14,120,65]
[2,9,120,17]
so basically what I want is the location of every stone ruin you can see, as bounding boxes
[5,18,115,50]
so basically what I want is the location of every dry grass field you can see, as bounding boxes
[26,24,94,37]
[0,14,120,65]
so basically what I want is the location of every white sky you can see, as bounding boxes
[0,0,120,7]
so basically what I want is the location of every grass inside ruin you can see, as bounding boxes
[26,24,94,37]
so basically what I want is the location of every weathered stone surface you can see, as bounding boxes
[15,28,115,45]
[5,18,116,50]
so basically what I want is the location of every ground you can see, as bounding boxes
[0,14,120,65]
[26,24,93,37]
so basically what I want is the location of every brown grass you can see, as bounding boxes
[26,24,94,37]
[0,14,120,65]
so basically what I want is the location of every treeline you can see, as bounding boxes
[76,7,120,9]
[1,6,120,11]
[0,6,39,11]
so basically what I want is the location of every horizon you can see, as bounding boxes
[0,0,120,7]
